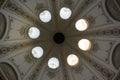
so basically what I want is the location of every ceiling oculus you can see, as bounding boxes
[75,19,89,31]
[32,46,44,59]
[39,10,52,23]
[59,7,72,20]
[28,27,40,39]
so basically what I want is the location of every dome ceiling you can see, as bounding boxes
[0,0,120,80]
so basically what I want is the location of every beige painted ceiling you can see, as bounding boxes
[0,0,120,80]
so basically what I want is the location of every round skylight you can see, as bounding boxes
[48,57,60,69]
[59,7,72,20]
[78,39,92,51]
[32,46,43,59]
[75,19,89,31]
[67,54,79,66]
[39,10,52,23]
[28,27,40,39]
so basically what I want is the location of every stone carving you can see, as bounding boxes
[83,27,120,37]
[87,15,96,24]
[80,0,94,12]
[0,0,5,8]
[91,40,115,64]
[24,52,33,63]
[64,0,73,6]
[95,27,120,37]
[47,70,56,79]
[29,54,50,80]
[86,1,113,28]
[4,0,36,24]
[19,26,27,38]
[35,3,44,14]
[82,54,115,80]
[67,0,95,26]
[61,60,69,80]
[0,41,36,55]
[92,42,99,52]
[74,66,84,73]
[0,47,10,54]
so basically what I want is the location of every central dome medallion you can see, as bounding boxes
[28,6,92,69]
[53,32,65,44]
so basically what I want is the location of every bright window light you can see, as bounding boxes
[78,39,92,51]
[75,19,89,31]
[32,46,43,59]
[67,54,79,66]
[48,57,60,69]
[60,7,72,20]
[39,10,52,23]
[28,27,40,39]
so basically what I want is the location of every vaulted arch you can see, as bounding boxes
[106,0,120,21]
[112,44,120,69]
[0,63,18,80]
[0,13,6,39]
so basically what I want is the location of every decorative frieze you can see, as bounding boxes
[82,54,115,80]
[4,0,37,24]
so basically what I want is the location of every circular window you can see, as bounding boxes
[48,57,60,69]
[59,7,72,20]
[39,10,52,23]
[28,27,40,39]
[67,54,79,66]
[75,19,89,31]
[32,46,44,59]
[78,39,92,51]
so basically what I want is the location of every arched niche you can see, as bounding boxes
[105,0,120,21]
[0,13,6,39]
[0,63,18,80]
[112,44,120,69]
